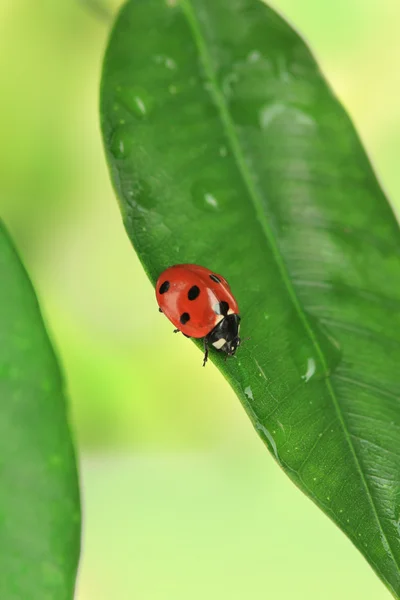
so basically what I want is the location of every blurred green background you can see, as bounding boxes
[0,1,399,598]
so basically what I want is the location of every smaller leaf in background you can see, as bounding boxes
[0,221,81,600]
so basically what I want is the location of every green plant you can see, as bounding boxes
[100,0,400,596]
[0,221,80,599]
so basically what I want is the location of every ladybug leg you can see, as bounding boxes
[173,329,180,333]
[202,338,209,367]
[159,308,163,313]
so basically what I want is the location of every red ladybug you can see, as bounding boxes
[156,264,241,366]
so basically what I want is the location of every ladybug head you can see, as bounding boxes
[207,314,241,357]
[224,334,241,357]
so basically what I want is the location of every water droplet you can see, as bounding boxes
[110,126,133,159]
[122,177,157,211]
[294,111,315,127]
[168,84,177,95]
[244,386,254,401]
[339,509,343,514]
[154,54,177,70]
[191,180,221,212]
[165,58,176,70]
[204,193,217,209]
[259,103,286,128]
[313,477,317,481]
[293,312,342,382]
[110,136,125,158]
[247,50,261,63]
[326,496,330,501]
[116,85,153,119]
[226,71,316,130]
[256,423,280,465]
[219,145,228,157]
[301,357,316,383]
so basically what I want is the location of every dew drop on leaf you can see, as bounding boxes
[293,311,342,382]
[256,423,280,465]
[191,180,222,212]
[154,54,177,70]
[301,357,316,383]
[116,85,153,119]
[259,102,286,129]
[244,386,254,401]
[110,127,132,159]
[247,50,261,63]
[124,177,156,211]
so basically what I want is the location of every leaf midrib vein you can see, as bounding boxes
[181,0,399,574]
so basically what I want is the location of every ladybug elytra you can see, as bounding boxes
[156,264,241,366]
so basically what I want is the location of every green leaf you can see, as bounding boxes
[100,0,400,595]
[0,221,81,599]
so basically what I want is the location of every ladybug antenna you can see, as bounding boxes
[239,336,251,348]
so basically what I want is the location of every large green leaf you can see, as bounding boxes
[0,221,80,599]
[100,0,400,595]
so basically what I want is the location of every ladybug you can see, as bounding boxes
[156,264,241,366]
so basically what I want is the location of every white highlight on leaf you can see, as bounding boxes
[302,357,316,383]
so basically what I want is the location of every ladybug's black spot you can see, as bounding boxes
[210,274,221,283]
[159,280,170,294]
[214,301,229,316]
[188,285,200,301]
[180,312,190,325]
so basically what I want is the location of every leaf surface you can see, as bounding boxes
[0,221,80,599]
[100,0,400,594]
